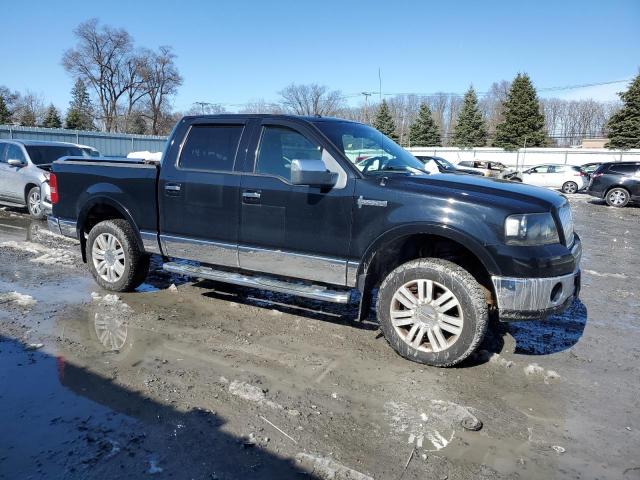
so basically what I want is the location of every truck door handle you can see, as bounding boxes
[242,190,261,203]
[164,183,182,196]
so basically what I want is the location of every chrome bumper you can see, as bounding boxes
[492,269,581,321]
[47,216,78,239]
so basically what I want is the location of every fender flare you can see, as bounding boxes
[77,195,144,262]
[357,222,500,280]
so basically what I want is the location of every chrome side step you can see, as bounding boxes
[162,262,351,304]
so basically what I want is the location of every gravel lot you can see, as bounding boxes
[0,195,638,480]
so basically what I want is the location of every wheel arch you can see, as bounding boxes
[355,225,499,321]
[24,183,39,204]
[77,197,144,262]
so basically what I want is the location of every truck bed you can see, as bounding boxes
[51,157,159,235]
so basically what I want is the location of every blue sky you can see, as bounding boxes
[1,0,639,112]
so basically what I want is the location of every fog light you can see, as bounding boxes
[550,283,563,303]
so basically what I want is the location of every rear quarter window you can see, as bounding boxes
[179,125,244,172]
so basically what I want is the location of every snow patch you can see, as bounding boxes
[524,363,561,383]
[228,380,283,410]
[0,291,36,307]
[0,240,75,266]
[583,269,627,279]
[295,453,373,480]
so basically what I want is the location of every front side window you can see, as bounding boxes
[529,166,549,173]
[6,144,27,163]
[255,126,322,181]
[179,125,243,172]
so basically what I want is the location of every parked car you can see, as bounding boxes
[456,160,508,177]
[510,164,588,194]
[0,140,100,219]
[49,114,581,367]
[579,162,603,176]
[414,155,484,176]
[587,161,640,207]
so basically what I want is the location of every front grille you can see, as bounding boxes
[558,203,574,246]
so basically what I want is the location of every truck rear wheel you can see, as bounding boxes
[377,258,488,367]
[87,219,149,292]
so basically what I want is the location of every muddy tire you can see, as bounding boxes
[377,258,488,367]
[87,219,149,292]
[561,181,579,194]
[26,186,45,219]
[605,187,630,208]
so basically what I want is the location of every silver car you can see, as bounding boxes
[0,140,99,219]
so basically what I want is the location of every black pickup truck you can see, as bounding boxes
[48,114,581,367]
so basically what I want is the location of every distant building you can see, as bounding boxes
[580,138,608,148]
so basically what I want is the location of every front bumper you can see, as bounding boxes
[492,268,581,321]
[47,216,78,239]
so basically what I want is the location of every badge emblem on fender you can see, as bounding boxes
[357,195,388,208]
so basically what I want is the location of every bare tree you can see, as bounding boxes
[238,98,282,114]
[141,46,183,134]
[14,91,46,126]
[480,80,511,137]
[62,19,135,132]
[279,83,344,116]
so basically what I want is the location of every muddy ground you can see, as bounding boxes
[0,194,638,480]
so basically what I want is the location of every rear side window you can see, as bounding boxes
[179,125,243,172]
[0,143,6,162]
[609,164,639,175]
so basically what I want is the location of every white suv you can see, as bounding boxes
[516,164,588,194]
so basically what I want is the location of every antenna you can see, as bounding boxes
[378,68,382,101]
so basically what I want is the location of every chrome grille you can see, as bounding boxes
[558,203,574,246]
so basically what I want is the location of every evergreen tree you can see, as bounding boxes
[606,73,640,149]
[0,95,11,124]
[65,79,95,130]
[42,104,62,128]
[452,87,487,147]
[408,103,441,147]
[494,73,546,150]
[65,109,83,130]
[373,100,399,141]
[129,114,147,135]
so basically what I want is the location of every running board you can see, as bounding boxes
[162,262,351,304]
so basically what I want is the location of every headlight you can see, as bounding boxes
[504,213,559,245]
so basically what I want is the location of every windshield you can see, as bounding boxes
[25,145,90,165]
[314,121,427,176]
[432,157,456,170]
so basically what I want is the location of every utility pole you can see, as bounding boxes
[361,92,372,123]
[194,101,212,114]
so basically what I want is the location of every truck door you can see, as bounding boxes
[158,119,249,267]
[2,144,29,202]
[238,120,355,286]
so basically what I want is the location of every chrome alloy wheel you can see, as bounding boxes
[390,279,464,353]
[608,189,628,206]
[92,233,126,283]
[28,189,42,216]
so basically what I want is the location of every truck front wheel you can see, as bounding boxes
[87,219,149,292]
[377,258,488,367]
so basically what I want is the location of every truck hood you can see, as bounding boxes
[385,173,567,212]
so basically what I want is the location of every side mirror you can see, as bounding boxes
[7,159,26,168]
[291,159,337,187]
